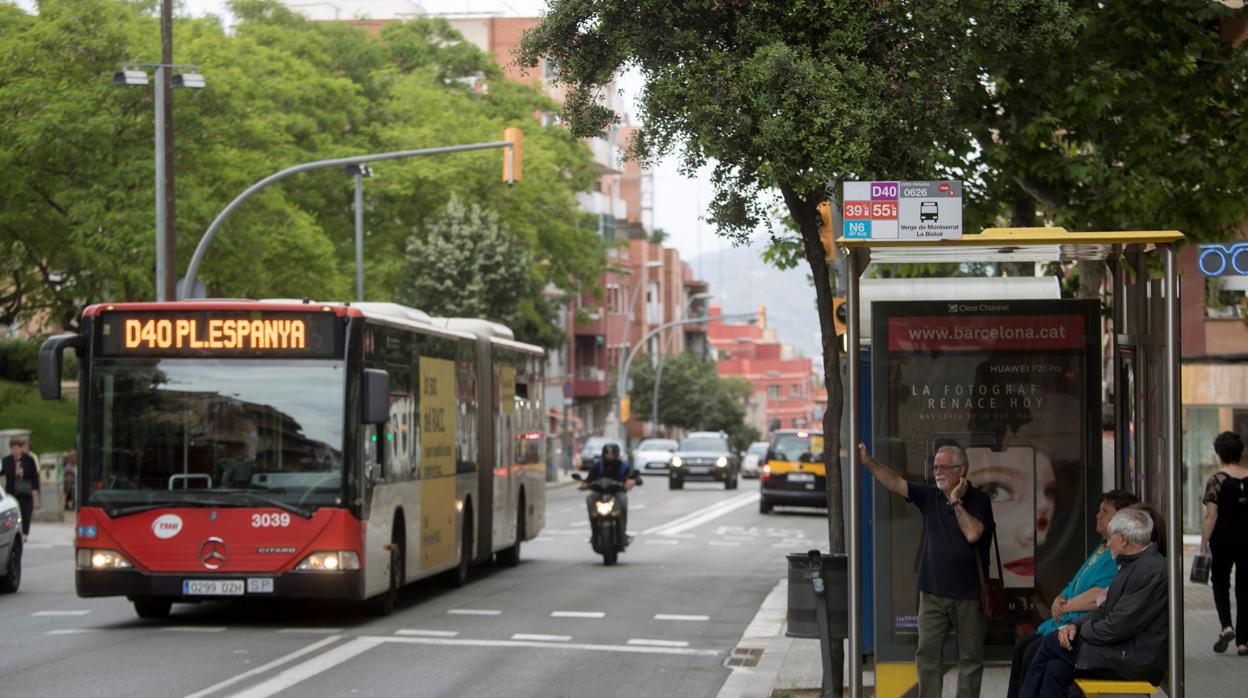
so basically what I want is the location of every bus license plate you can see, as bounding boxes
[788,473,814,483]
[183,579,245,596]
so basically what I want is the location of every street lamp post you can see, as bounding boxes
[343,164,374,301]
[605,260,662,438]
[650,292,714,437]
[114,63,206,301]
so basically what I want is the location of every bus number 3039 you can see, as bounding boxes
[252,513,291,528]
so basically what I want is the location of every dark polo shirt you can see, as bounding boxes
[906,481,995,600]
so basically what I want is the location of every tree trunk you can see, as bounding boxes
[780,181,845,697]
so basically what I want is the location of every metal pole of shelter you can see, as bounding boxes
[181,140,512,299]
[846,248,863,698]
[1163,245,1184,698]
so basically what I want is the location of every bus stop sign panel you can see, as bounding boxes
[843,181,963,241]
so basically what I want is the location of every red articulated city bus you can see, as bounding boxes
[38,300,546,618]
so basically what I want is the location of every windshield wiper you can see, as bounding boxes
[105,499,218,518]
[104,493,313,519]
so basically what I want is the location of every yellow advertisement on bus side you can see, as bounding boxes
[419,357,457,571]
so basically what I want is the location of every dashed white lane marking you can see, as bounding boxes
[223,636,386,698]
[628,638,690,648]
[181,635,342,698]
[382,634,720,656]
[646,538,679,545]
[511,633,571,642]
[33,610,92,616]
[395,629,459,637]
[551,611,605,619]
[654,614,709,622]
[721,536,756,542]
[46,629,98,635]
[163,626,228,632]
[643,492,760,536]
[277,628,342,635]
[710,541,741,547]
[447,609,502,616]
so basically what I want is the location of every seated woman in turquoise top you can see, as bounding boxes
[1006,489,1139,698]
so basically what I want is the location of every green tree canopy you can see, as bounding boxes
[397,195,561,347]
[627,353,757,450]
[0,0,604,344]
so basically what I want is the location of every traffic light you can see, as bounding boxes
[817,201,835,261]
[503,127,523,183]
[833,297,847,336]
[619,397,631,423]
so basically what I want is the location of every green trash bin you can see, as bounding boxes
[786,551,848,639]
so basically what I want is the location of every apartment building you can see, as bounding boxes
[706,305,817,437]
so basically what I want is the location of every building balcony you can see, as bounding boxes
[573,366,609,398]
[574,308,606,337]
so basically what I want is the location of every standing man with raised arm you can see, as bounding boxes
[859,442,996,698]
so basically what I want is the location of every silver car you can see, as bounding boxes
[632,438,678,476]
[0,490,21,593]
[741,441,770,478]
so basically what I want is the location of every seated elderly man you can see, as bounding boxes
[1020,507,1167,698]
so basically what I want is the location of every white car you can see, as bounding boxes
[741,441,770,478]
[0,491,22,593]
[631,438,678,477]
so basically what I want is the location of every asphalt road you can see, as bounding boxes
[0,478,831,698]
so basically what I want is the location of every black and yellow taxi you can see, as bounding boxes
[759,429,825,514]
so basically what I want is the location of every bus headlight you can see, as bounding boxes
[295,551,360,571]
[716,456,728,468]
[595,500,616,516]
[77,548,133,570]
[671,456,682,468]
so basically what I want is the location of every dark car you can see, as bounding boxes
[759,429,825,514]
[668,431,739,490]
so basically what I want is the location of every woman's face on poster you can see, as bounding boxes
[967,448,1057,588]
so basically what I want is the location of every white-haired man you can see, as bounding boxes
[859,442,995,698]
[1020,507,1168,698]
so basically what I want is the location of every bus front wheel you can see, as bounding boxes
[132,597,171,619]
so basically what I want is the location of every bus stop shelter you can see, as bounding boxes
[837,228,1185,698]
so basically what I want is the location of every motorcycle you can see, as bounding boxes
[572,473,628,565]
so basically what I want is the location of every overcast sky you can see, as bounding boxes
[8,0,743,264]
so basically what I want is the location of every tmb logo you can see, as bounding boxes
[152,513,184,540]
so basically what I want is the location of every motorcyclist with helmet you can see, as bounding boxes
[580,442,642,544]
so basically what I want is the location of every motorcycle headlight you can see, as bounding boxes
[295,551,361,571]
[671,456,682,468]
[595,500,615,516]
[77,548,133,570]
[716,456,728,468]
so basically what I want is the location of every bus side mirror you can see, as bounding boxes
[363,369,390,424]
[38,333,81,401]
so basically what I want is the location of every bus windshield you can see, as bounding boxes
[87,358,346,512]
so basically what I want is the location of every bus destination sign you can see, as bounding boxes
[99,311,340,358]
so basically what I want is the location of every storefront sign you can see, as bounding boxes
[1197,243,1248,277]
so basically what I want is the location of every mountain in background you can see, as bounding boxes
[688,241,822,361]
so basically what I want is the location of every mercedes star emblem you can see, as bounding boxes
[199,537,229,569]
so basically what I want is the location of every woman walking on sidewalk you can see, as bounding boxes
[1200,431,1248,655]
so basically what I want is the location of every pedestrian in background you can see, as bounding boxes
[2,436,40,539]
[1200,431,1248,655]
[860,442,995,698]
[63,450,77,510]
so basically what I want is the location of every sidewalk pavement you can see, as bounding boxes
[545,469,580,490]
[721,537,1248,697]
